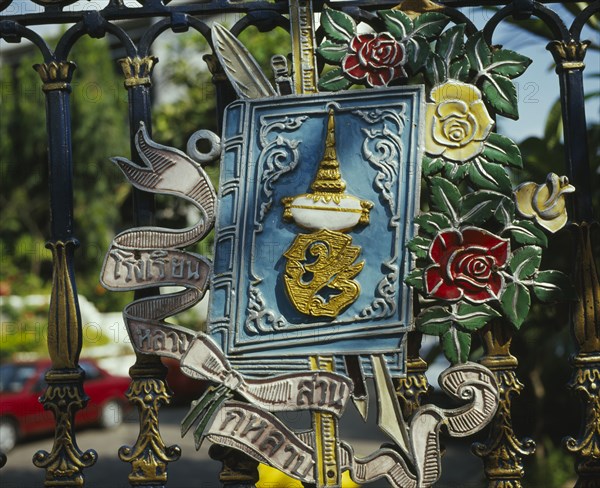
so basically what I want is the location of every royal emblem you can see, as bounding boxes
[208,87,423,374]
[281,109,372,318]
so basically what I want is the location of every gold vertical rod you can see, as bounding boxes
[289,0,318,94]
[310,356,340,488]
[289,3,338,486]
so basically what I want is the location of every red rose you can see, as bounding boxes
[424,228,509,303]
[342,33,406,87]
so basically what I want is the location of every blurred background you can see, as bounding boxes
[0,3,598,487]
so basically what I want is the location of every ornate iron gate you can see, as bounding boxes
[0,0,598,486]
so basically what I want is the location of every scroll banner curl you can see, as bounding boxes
[202,362,499,487]
[100,124,352,416]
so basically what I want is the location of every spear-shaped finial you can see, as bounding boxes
[310,109,347,195]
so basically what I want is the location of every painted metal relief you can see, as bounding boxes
[99,4,578,488]
[208,87,422,373]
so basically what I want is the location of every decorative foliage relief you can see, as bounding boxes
[256,114,307,227]
[318,7,576,363]
[352,107,405,319]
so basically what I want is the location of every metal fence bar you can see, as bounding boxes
[117,48,183,487]
[32,43,98,488]
[550,3,600,485]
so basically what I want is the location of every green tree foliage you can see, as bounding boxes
[0,35,130,311]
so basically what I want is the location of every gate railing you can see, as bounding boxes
[0,0,598,486]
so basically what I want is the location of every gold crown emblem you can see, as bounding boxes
[282,109,372,232]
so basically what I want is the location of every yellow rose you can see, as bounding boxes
[425,81,494,162]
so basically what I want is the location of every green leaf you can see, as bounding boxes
[460,190,505,224]
[468,160,513,192]
[509,220,549,247]
[455,302,501,331]
[413,12,451,40]
[436,24,466,61]
[416,306,453,335]
[465,32,491,73]
[406,35,431,74]
[321,7,356,43]
[414,212,453,236]
[405,268,424,290]
[318,67,351,91]
[317,40,348,63]
[443,161,470,182]
[495,197,516,225]
[407,235,432,259]
[422,155,445,176]
[482,133,523,168]
[490,49,532,78]
[441,327,471,364]
[425,52,447,86]
[500,282,531,329]
[380,9,413,39]
[429,176,461,222]
[509,246,542,280]
[449,55,470,81]
[533,270,577,302]
[481,73,519,119]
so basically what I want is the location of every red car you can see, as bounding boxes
[0,359,130,452]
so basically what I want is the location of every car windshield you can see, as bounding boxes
[0,364,38,392]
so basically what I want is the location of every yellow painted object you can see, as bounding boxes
[257,464,360,488]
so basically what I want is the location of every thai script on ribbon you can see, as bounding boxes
[126,319,351,416]
[202,362,498,488]
[101,123,214,322]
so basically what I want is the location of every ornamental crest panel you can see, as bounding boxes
[208,88,423,373]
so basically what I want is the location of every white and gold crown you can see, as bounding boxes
[282,109,372,232]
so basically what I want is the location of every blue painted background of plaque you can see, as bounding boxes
[208,87,424,375]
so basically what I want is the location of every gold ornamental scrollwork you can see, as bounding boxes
[34,239,97,484]
[46,239,82,369]
[547,39,590,72]
[472,322,535,487]
[34,61,77,93]
[284,230,364,317]
[564,356,600,483]
[118,372,181,485]
[394,333,432,420]
[118,56,158,88]
[33,370,98,487]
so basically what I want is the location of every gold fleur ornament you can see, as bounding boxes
[425,81,494,162]
[514,173,575,233]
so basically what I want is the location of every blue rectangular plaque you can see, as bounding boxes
[208,86,424,374]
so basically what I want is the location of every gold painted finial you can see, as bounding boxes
[311,109,347,195]
[394,0,444,19]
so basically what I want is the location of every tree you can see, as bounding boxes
[0,35,131,312]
